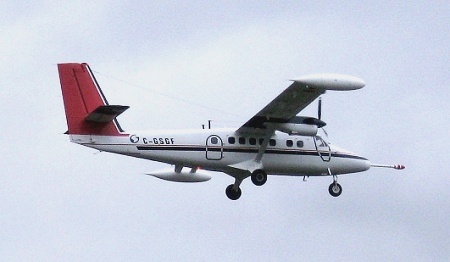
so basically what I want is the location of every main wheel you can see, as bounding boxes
[225,184,242,200]
[328,182,342,197]
[251,169,267,186]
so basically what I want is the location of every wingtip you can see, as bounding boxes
[292,73,365,90]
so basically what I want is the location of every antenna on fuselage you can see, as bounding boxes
[202,120,212,129]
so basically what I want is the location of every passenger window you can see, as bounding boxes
[211,137,218,144]
[228,137,235,144]
[249,138,256,145]
[239,137,246,145]
[269,139,276,146]
[297,140,304,148]
[286,140,293,147]
[259,138,265,145]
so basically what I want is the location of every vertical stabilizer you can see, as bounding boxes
[58,63,127,136]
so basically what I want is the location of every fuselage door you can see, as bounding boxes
[314,135,331,162]
[206,135,223,160]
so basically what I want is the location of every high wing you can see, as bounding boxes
[237,80,325,133]
[237,73,366,134]
[226,73,365,178]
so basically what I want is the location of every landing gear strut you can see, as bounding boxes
[328,168,342,197]
[251,169,267,186]
[225,184,242,200]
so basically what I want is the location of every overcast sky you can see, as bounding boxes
[1,1,449,261]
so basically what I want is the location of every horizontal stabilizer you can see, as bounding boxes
[85,105,130,123]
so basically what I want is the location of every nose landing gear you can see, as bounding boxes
[328,182,342,197]
[328,168,342,197]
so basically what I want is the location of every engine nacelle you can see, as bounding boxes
[147,168,211,183]
[267,123,318,136]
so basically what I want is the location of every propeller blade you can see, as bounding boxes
[317,97,329,137]
[318,97,322,120]
[322,127,329,138]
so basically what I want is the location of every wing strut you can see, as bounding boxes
[228,129,274,173]
[255,130,275,163]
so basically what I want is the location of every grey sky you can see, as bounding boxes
[1,1,449,261]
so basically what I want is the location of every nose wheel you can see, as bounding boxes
[328,182,342,197]
[328,168,342,197]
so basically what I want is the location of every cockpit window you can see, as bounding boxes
[315,136,328,147]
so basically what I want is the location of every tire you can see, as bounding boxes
[225,184,242,200]
[328,183,342,197]
[251,170,267,186]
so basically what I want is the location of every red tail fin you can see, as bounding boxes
[58,63,127,136]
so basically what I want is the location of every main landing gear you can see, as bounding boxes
[251,169,267,186]
[225,169,267,200]
[225,184,242,200]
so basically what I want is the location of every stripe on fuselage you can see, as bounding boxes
[135,145,367,160]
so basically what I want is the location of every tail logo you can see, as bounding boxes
[130,134,140,143]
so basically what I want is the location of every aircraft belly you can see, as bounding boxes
[262,154,328,175]
[328,157,371,174]
[257,152,369,176]
[84,144,142,158]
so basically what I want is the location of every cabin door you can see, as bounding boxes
[206,135,223,160]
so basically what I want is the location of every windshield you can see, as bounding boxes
[314,135,328,148]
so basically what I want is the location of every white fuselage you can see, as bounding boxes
[71,128,371,177]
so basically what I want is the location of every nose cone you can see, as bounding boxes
[331,145,371,173]
[346,157,371,174]
[357,158,372,172]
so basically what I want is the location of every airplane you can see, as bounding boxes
[58,63,405,200]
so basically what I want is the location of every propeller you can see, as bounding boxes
[317,97,329,137]
[318,97,322,121]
